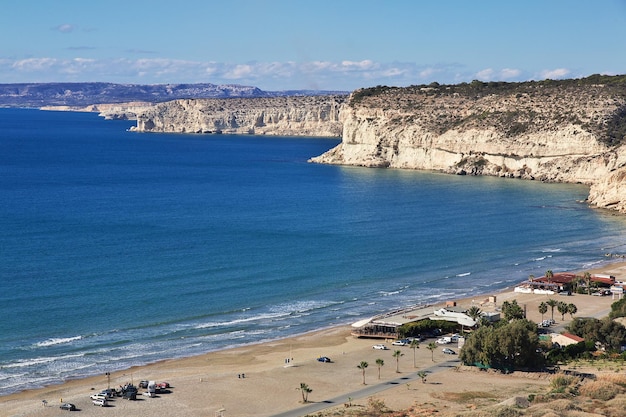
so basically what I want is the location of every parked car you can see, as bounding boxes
[391,339,410,346]
[372,344,389,350]
[100,388,115,398]
[92,398,107,407]
[90,393,107,400]
[436,337,451,344]
[158,381,170,389]
[60,403,76,411]
[442,348,456,355]
[317,356,332,363]
[139,380,149,388]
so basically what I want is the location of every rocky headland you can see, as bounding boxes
[131,95,346,136]
[124,75,626,213]
[309,75,626,213]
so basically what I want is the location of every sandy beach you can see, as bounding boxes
[3,262,625,417]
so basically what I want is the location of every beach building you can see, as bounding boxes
[551,332,585,348]
[514,272,624,295]
[351,301,500,339]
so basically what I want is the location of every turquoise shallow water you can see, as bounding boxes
[1,108,626,395]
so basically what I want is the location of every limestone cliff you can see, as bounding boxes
[41,102,155,120]
[131,95,346,137]
[309,76,626,213]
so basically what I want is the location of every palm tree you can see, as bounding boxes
[584,272,592,295]
[557,301,568,320]
[538,302,548,321]
[410,339,420,368]
[427,342,436,362]
[546,298,558,321]
[357,361,368,385]
[375,358,384,379]
[297,382,312,403]
[466,306,482,327]
[417,371,427,383]
[567,303,578,319]
[392,350,404,373]
[546,270,554,284]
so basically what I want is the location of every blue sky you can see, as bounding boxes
[1,0,626,91]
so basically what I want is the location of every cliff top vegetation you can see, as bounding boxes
[350,74,626,146]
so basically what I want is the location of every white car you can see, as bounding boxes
[436,338,451,344]
[372,344,388,350]
[92,398,107,406]
[391,339,409,346]
[90,393,107,400]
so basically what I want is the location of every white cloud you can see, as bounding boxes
[476,68,523,81]
[540,68,570,79]
[54,24,75,33]
[225,64,254,79]
[12,58,58,71]
[476,68,495,80]
[500,68,521,79]
[1,56,539,90]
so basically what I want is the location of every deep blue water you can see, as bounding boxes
[1,108,626,395]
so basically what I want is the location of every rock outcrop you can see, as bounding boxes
[309,77,626,213]
[41,102,156,120]
[131,95,347,137]
[127,76,626,213]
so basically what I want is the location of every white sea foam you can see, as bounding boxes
[34,335,82,348]
[379,290,402,296]
[456,272,471,277]
[3,352,85,369]
[193,311,289,329]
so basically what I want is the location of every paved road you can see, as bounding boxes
[271,357,460,417]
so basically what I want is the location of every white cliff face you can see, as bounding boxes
[309,82,626,212]
[132,96,346,137]
[127,81,626,214]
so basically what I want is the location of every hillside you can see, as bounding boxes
[0,82,347,107]
[309,75,626,212]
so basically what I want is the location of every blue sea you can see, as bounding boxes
[1,108,626,396]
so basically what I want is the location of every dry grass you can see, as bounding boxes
[431,390,497,403]
[578,379,625,401]
[596,373,626,387]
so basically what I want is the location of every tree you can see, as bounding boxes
[357,361,368,385]
[502,299,525,321]
[460,319,543,371]
[546,299,558,321]
[427,342,437,362]
[417,371,427,383]
[609,297,626,319]
[297,382,312,403]
[466,306,483,326]
[410,339,420,368]
[392,350,404,373]
[375,358,384,379]
[584,271,592,295]
[567,303,577,319]
[557,301,569,321]
[567,317,626,352]
[538,302,548,321]
[546,270,554,283]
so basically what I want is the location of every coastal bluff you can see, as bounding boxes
[309,76,626,213]
[128,75,626,213]
[131,95,346,137]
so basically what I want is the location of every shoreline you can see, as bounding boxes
[3,261,625,417]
